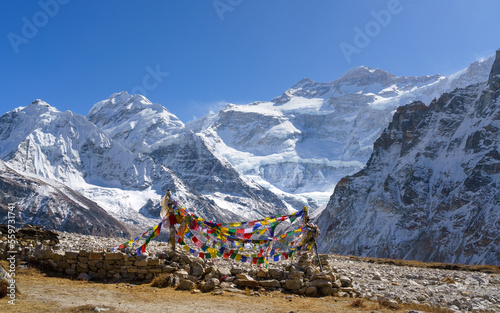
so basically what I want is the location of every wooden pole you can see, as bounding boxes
[304,206,323,272]
[314,241,323,272]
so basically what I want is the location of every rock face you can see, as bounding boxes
[87,93,288,221]
[0,160,131,237]
[317,52,500,265]
[0,94,289,233]
[0,55,496,236]
[189,57,494,212]
[489,49,500,90]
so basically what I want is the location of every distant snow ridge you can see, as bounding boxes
[0,93,289,235]
[87,92,289,220]
[188,56,494,213]
[316,50,500,265]
[0,54,495,241]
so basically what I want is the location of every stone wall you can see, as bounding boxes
[30,249,167,281]
[0,226,357,297]
[5,245,357,297]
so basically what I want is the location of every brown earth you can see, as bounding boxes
[0,261,450,313]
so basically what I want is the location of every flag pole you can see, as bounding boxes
[303,206,323,272]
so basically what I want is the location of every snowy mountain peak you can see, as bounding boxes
[87,92,185,150]
[87,91,184,129]
[338,66,395,86]
[31,99,51,107]
[316,53,500,264]
[89,92,158,117]
[25,99,59,114]
[341,65,379,77]
[291,77,315,89]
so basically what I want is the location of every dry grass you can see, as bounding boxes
[1,268,406,313]
[150,273,170,288]
[403,303,454,313]
[378,298,398,310]
[0,258,476,313]
[0,279,8,298]
[348,299,366,308]
[441,277,456,284]
[347,255,500,274]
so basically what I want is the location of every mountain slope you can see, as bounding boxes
[188,56,495,213]
[0,95,290,231]
[0,160,131,237]
[0,100,155,190]
[316,50,500,265]
[88,93,289,221]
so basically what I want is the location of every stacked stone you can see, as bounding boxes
[154,251,357,297]
[30,249,177,282]
[27,248,357,298]
[0,225,58,260]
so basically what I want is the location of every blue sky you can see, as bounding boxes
[1,0,499,123]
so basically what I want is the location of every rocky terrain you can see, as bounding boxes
[329,255,500,312]
[8,230,499,313]
[317,49,500,265]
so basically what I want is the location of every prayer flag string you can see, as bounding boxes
[110,199,316,264]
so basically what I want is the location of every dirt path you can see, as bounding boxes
[1,266,405,313]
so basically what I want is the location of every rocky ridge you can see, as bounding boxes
[0,94,290,233]
[189,56,495,212]
[316,49,500,265]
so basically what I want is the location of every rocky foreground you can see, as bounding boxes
[40,231,500,313]
[328,256,500,313]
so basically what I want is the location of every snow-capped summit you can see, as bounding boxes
[337,66,398,87]
[0,101,154,190]
[0,92,291,234]
[88,92,184,153]
[316,52,500,265]
[30,99,54,108]
[89,93,289,220]
[189,55,495,213]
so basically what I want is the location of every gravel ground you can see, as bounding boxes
[53,231,500,313]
